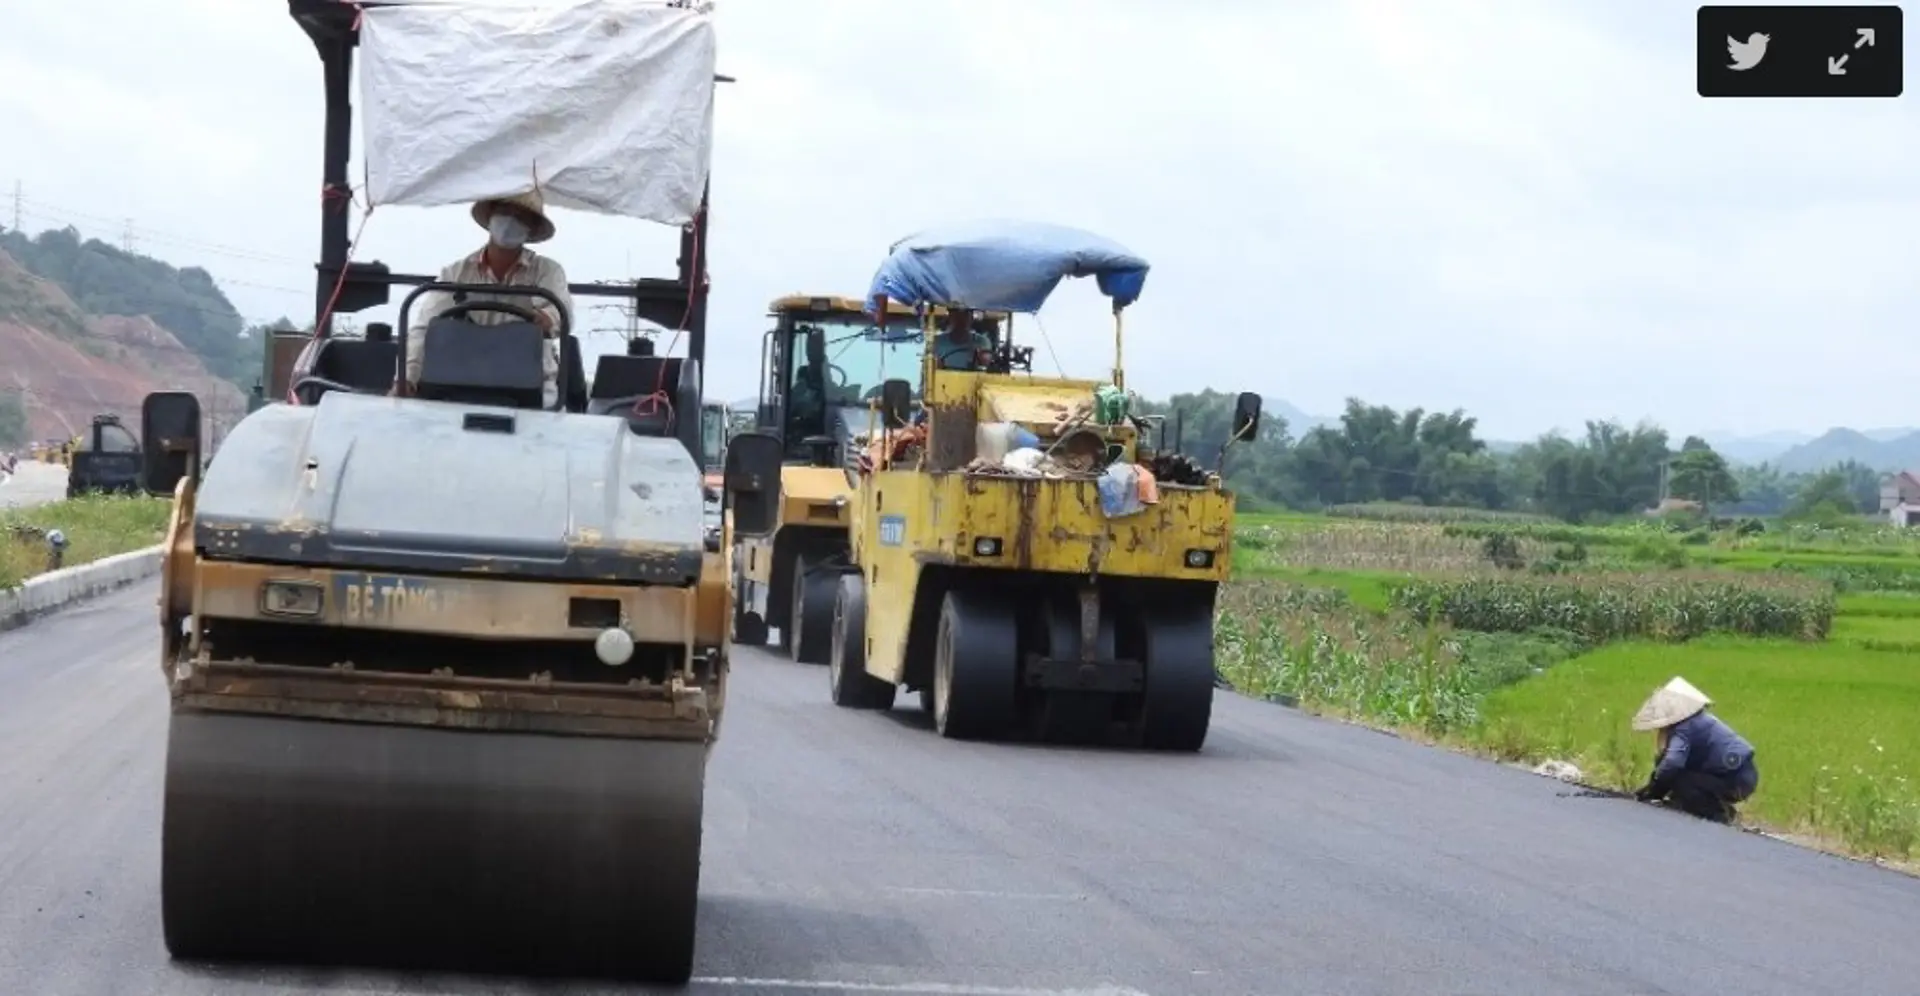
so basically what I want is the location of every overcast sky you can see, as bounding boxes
[2,0,1914,441]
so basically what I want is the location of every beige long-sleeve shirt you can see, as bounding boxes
[405,247,574,408]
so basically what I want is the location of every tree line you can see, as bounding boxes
[1137,391,1891,523]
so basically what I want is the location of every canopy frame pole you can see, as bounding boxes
[921,304,937,400]
[1111,306,1125,391]
[869,295,886,460]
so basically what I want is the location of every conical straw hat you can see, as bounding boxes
[471,189,556,244]
[1632,676,1711,731]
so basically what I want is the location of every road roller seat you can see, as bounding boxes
[298,337,402,403]
[414,313,549,410]
[588,354,705,462]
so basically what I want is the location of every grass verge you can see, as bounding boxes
[0,494,171,589]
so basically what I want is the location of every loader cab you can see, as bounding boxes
[758,295,927,466]
[757,296,1014,465]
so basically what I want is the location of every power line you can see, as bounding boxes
[5,185,310,267]
[10,206,309,299]
[3,209,306,331]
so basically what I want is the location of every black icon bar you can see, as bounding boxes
[1698,5,1902,97]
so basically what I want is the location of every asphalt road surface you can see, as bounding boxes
[0,460,68,509]
[3,585,1918,996]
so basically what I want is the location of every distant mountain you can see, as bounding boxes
[1699,430,1816,467]
[1248,397,1920,473]
[1261,397,1336,435]
[1862,427,1917,442]
[1773,428,1920,474]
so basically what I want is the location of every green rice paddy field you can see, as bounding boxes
[1218,505,1920,865]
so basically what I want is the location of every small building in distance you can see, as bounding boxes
[1879,470,1920,527]
[1646,497,1704,517]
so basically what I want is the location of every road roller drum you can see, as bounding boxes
[162,713,708,980]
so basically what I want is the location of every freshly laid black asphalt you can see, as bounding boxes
[2,584,1918,995]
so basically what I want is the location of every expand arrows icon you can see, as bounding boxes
[1833,26,1877,74]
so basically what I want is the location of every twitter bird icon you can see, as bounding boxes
[1727,32,1770,71]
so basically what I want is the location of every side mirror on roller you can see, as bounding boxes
[723,431,784,537]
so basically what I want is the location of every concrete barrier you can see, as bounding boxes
[0,544,164,633]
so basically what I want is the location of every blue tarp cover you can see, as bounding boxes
[864,220,1150,315]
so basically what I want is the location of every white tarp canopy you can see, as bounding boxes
[358,0,716,226]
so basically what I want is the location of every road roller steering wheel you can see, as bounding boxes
[439,299,548,330]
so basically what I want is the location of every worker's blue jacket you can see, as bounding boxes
[1655,710,1756,783]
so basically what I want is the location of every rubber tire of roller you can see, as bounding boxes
[1135,605,1216,752]
[790,556,837,665]
[772,561,793,652]
[735,610,769,646]
[1034,594,1119,745]
[829,572,896,708]
[932,588,1020,740]
[731,555,768,645]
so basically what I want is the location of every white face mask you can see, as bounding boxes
[488,212,531,250]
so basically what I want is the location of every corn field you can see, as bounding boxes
[1258,521,1546,573]
[1387,572,1836,643]
[1214,581,1485,735]
[1322,503,1555,525]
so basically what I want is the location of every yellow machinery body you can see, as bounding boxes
[823,328,1243,751]
[729,293,1000,662]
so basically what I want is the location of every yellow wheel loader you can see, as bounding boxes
[823,221,1263,750]
[146,1,779,984]
[728,295,1003,665]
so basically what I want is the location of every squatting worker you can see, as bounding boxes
[932,309,992,370]
[1631,676,1759,824]
[399,189,574,407]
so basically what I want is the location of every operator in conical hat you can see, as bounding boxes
[1630,676,1759,824]
[400,189,574,407]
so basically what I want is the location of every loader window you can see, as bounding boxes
[784,316,926,447]
[699,405,726,469]
[816,319,925,403]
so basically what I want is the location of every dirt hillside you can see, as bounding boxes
[0,249,248,445]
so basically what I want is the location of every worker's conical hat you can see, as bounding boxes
[1631,676,1712,731]
[471,189,556,244]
